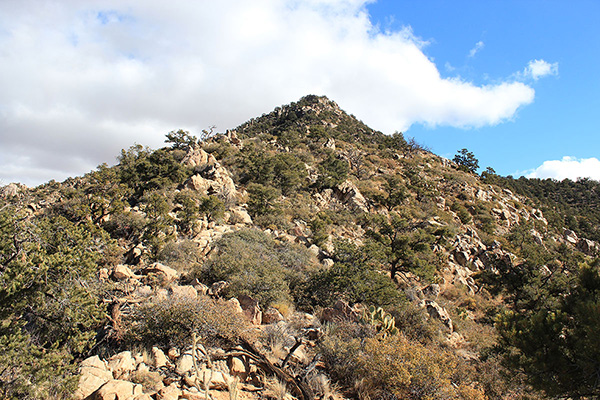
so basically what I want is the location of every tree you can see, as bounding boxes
[364,212,438,282]
[141,191,174,260]
[453,148,479,174]
[165,129,198,149]
[0,208,110,398]
[247,183,280,217]
[317,152,349,189]
[495,263,600,398]
[373,174,408,212]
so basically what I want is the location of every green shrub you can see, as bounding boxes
[247,183,280,217]
[316,152,349,189]
[125,294,251,349]
[0,210,110,399]
[158,239,203,273]
[199,229,315,307]
[198,195,225,222]
[301,262,400,309]
[451,202,473,224]
[102,210,146,240]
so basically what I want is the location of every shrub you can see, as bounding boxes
[246,183,280,217]
[199,229,315,307]
[125,294,251,349]
[320,325,484,400]
[0,210,110,399]
[102,210,146,240]
[158,239,203,273]
[198,195,225,223]
[300,262,400,309]
[316,152,349,189]
[451,202,473,224]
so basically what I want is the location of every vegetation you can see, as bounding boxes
[125,294,251,349]
[1,94,599,400]
[0,209,112,399]
[454,148,480,174]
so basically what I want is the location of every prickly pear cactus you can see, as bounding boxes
[361,305,399,338]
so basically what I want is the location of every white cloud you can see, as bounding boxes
[468,40,484,58]
[522,59,559,81]
[525,157,600,181]
[0,0,537,185]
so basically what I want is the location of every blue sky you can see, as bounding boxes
[367,0,600,178]
[0,0,599,185]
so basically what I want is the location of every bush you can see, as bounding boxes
[102,210,146,240]
[319,325,485,400]
[0,211,110,399]
[198,195,225,223]
[316,152,349,189]
[125,294,251,349]
[199,229,315,307]
[300,262,400,309]
[158,239,203,273]
[451,202,473,224]
[246,183,280,217]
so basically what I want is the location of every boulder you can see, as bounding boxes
[229,207,253,225]
[107,351,136,379]
[307,244,320,257]
[167,347,180,361]
[81,355,107,370]
[262,307,285,324]
[176,353,195,375]
[0,183,20,197]
[238,295,262,325]
[143,263,179,282]
[324,138,336,150]
[334,180,368,213]
[74,357,113,400]
[180,390,207,400]
[564,229,578,245]
[197,369,229,390]
[156,382,183,400]
[86,380,143,400]
[228,356,248,380]
[171,285,198,299]
[228,298,244,314]
[424,300,453,332]
[186,174,212,193]
[112,265,137,281]
[322,258,334,268]
[152,347,169,369]
[99,268,110,281]
[181,146,216,169]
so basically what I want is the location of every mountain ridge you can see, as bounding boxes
[1,95,599,400]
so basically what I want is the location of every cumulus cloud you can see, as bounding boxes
[520,59,559,81]
[525,157,600,181]
[0,0,537,185]
[468,41,484,58]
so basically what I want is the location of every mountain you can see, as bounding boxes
[1,95,599,400]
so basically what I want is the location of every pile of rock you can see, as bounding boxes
[75,345,256,400]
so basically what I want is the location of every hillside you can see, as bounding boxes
[1,95,599,400]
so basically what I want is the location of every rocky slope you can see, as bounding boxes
[1,95,599,400]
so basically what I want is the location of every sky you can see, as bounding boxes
[0,0,598,187]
